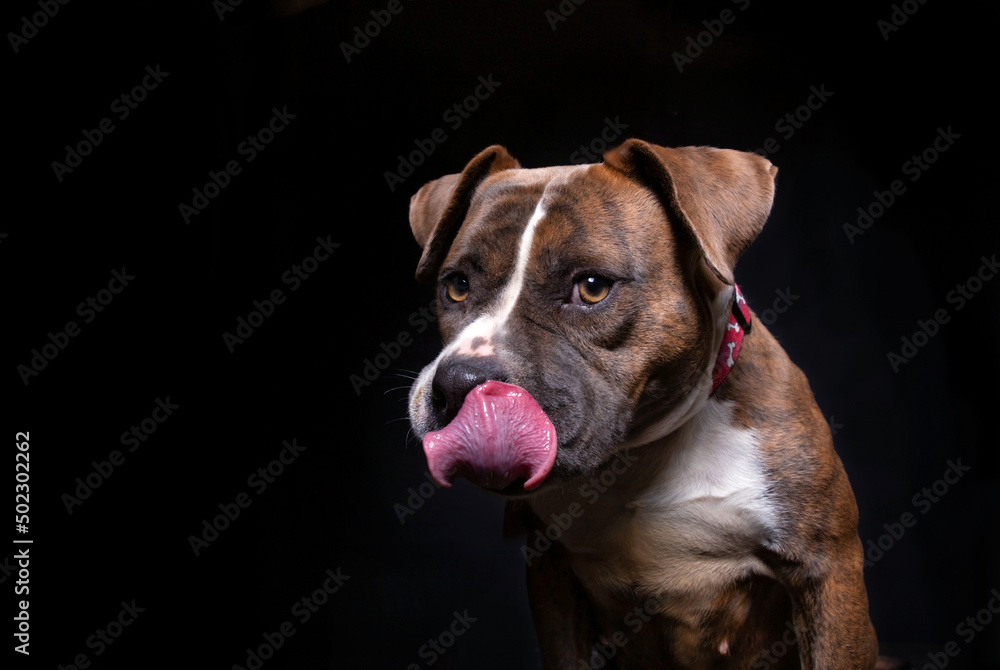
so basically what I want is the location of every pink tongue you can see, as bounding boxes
[423,381,557,491]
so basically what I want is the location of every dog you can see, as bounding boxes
[406,140,891,669]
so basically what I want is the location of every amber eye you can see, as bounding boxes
[445,274,470,302]
[576,275,612,304]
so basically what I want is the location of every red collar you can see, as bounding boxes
[710,284,751,396]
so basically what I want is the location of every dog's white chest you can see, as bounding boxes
[535,400,779,618]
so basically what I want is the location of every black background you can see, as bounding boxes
[6,0,999,668]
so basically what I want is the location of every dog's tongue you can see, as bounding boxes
[423,381,557,491]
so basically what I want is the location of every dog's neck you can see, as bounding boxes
[709,284,751,396]
[618,282,748,451]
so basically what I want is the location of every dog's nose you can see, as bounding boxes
[431,357,508,425]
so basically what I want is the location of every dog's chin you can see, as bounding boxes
[486,472,567,498]
[482,478,544,499]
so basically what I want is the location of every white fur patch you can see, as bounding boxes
[443,198,547,359]
[492,200,547,333]
[635,399,772,519]
[542,398,778,626]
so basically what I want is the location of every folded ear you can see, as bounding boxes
[409,145,520,283]
[602,139,778,285]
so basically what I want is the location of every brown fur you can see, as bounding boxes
[408,141,884,669]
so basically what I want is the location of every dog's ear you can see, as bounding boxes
[409,145,520,283]
[603,139,778,285]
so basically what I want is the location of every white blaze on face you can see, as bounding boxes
[434,197,546,360]
[409,166,588,432]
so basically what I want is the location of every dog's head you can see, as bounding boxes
[407,140,777,496]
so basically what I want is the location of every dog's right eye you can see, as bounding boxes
[445,274,470,302]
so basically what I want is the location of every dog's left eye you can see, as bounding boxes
[575,275,612,304]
